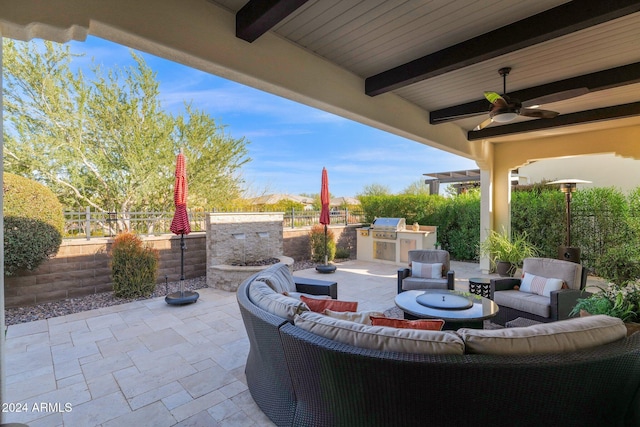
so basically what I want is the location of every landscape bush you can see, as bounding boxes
[3,173,64,275]
[110,232,159,298]
[360,185,640,270]
[309,224,336,263]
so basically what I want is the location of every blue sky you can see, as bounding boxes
[67,36,476,197]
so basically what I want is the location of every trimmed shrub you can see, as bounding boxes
[3,173,64,275]
[4,217,62,276]
[335,246,351,259]
[310,224,336,263]
[594,243,640,286]
[110,232,159,298]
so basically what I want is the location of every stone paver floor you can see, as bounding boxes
[3,260,603,426]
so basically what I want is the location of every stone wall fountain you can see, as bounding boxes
[206,212,293,291]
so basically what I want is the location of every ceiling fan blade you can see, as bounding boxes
[522,87,589,107]
[430,111,486,123]
[484,91,507,107]
[473,117,494,131]
[520,108,559,119]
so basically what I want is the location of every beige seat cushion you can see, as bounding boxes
[254,262,297,293]
[493,289,551,318]
[294,311,464,355]
[402,277,449,291]
[459,315,626,355]
[248,280,308,320]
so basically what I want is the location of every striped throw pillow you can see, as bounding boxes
[520,273,564,297]
[411,262,443,279]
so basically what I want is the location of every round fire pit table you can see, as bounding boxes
[395,289,499,330]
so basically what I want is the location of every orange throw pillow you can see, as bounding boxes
[370,316,445,331]
[300,295,358,313]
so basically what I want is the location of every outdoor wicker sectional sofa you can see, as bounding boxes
[237,263,640,427]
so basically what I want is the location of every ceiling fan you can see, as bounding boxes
[474,67,561,131]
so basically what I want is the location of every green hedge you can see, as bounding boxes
[360,186,640,276]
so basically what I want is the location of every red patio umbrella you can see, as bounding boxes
[170,151,191,236]
[166,151,198,304]
[317,168,336,272]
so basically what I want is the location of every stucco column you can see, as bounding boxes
[473,141,494,273]
[1,33,7,417]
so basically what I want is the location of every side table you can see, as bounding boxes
[468,277,491,298]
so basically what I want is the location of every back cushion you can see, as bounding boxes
[249,280,308,320]
[459,315,626,355]
[411,262,443,279]
[522,258,582,290]
[254,262,297,293]
[294,311,464,355]
[324,310,385,325]
[408,250,450,272]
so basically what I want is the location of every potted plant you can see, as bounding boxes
[480,228,539,277]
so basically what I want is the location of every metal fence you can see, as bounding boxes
[63,207,366,239]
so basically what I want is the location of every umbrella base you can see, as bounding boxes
[165,291,199,305]
[316,264,337,274]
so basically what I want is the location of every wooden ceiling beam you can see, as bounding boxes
[430,62,640,124]
[236,0,309,43]
[365,0,640,96]
[467,102,640,140]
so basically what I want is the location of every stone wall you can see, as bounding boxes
[284,225,358,260]
[206,212,285,290]
[4,223,359,308]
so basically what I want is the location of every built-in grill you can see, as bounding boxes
[370,217,406,240]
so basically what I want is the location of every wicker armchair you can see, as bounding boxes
[490,257,588,325]
[397,250,455,293]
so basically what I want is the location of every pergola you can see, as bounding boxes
[2,0,640,405]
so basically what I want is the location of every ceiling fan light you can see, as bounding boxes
[492,112,518,123]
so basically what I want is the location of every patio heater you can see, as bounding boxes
[548,179,591,264]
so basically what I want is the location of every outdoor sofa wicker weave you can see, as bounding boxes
[237,265,640,427]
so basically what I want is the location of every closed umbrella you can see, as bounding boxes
[166,151,199,305]
[317,167,336,273]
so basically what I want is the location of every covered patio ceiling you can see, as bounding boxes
[230,0,640,143]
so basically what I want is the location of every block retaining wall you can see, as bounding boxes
[4,225,358,308]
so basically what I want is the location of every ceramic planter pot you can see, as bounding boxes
[496,261,516,277]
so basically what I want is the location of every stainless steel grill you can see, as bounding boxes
[370,218,406,240]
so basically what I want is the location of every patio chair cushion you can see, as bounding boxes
[249,280,308,320]
[520,273,564,297]
[458,315,626,355]
[411,262,443,279]
[522,257,582,290]
[300,295,358,313]
[324,309,384,325]
[493,290,550,318]
[370,316,445,331]
[402,276,449,291]
[254,262,296,293]
[294,311,465,355]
